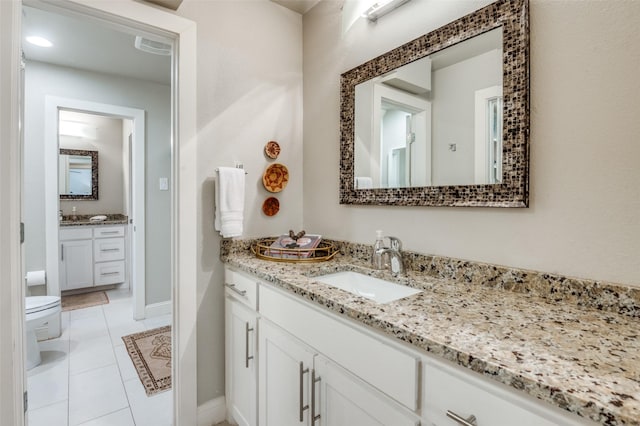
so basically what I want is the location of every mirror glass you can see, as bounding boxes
[354,28,502,189]
[340,0,529,207]
[59,149,98,200]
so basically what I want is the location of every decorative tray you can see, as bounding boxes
[251,238,338,263]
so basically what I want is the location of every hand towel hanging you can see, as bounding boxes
[214,167,245,238]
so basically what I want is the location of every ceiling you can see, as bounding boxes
[22,5,172,85]
[271,0,321,14]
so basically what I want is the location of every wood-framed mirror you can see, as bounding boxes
[59,148,99,200]
[340,0,529,207]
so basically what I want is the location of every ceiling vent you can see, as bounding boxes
[134,36,172,56]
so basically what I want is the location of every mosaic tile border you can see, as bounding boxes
[59,148,99,201]
[339,0,530,207]
[221,238,640,318]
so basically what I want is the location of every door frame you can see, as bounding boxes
[1,0,198,424]
[44,97,146,320]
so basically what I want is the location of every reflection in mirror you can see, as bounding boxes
[59,149,98,200]
[354,28,502,189]
[341,0,529,207]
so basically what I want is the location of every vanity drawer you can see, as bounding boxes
[422,358,594,426]
[94,226,125,238]
[94,238,125,262]
[60,227,92,240]
[94,261,125,285]
[224,268,258,310]
[260,284,420,411]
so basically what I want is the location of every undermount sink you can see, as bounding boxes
[313,271,421,304]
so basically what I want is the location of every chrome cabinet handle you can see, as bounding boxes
[299,362,309,422]
[61,244,64,261]
[446,410,477,426]
[100,248,120,252]
[311,369,321,424]
[100,271,120,276]
[224,283,247,296]
[245,322,254,368]
[100,231,120,235]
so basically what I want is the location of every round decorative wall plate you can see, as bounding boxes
[264,140,281,159]
[262,197,280,216]
[262,163,289,193]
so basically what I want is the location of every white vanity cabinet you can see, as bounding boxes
[314,355,419,426]
[259,319,317,426]
[421,357,594,426]
[225,268,259,426]
[225,266,594,426]
[59,228,94,290]
[93,226,126,285]
[258,282,420,426]
[59,225,127,291]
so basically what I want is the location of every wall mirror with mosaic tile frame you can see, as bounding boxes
[59,148,99,200]
[340,0,529,207]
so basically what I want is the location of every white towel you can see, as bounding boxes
[355,176,373,189]
[214,167,245,238]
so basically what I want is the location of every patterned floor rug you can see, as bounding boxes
[61,291,109,312]
[122,326,172,396]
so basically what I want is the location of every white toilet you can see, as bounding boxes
[25,296,61,370]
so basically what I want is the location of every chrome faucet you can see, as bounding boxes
[371,236,405,276]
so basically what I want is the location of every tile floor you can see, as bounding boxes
[27,288,173,426]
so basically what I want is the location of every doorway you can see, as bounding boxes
[3,0,198,424]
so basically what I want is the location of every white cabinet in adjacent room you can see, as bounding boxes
[59,225,127,291]
[59,238,93,290]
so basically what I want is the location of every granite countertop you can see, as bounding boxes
[60,214,128,226]
[223,249,640,426]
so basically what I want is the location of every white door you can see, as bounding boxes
[259,319,316,426]
[226,297,258,426]
[59,239,93,290]
[314,355,419,426]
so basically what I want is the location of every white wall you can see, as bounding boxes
[23,61,172,304]
[431,49,501,186]
[177,0,303,405]
[303,0,640,287]
[58,111,125,215]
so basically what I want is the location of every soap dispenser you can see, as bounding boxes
[71,206,78,221]
[371,230,386,269]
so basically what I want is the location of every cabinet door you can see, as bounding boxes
[60,239,93,290]
[314,355,419,426]
[226,297,258,426]
[259,319,316,426]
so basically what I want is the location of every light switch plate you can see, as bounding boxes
[159,177,169,191]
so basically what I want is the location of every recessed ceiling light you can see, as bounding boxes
[26,36,53,47]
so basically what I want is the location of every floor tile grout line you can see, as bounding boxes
[104,293,138,425]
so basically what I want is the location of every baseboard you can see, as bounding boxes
[144,300,172,318]
[197,396,226,426]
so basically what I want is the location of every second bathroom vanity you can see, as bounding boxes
[59,215,128,291]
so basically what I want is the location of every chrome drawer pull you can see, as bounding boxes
[299,362,309,422]
[224,283,247,296]
[100,272,120,276]
[100,231,120,235]
[446,410,477,426]
[311,369,321,424]
[245,322,254,368]
[101,248,120,252]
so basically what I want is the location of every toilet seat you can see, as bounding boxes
[26,296,61,315]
